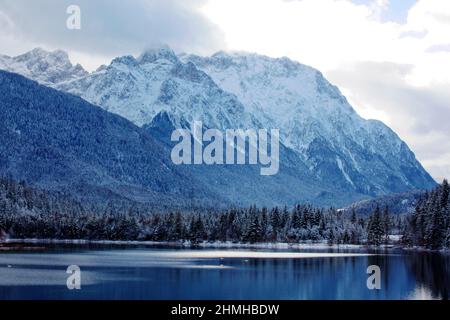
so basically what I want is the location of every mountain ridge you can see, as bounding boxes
[181,51,436,195]
[0,48,88,85]
[0,47,437,206]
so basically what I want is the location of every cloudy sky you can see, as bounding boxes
[0,0,449,181]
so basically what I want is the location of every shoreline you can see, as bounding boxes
[1,238,448,252]
[0,238,402,250]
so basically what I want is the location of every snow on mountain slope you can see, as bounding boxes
[0,47,437,205]
[0,48,87,85]
[181,51,436,195]
[55,47,259,131]
[143,110,370,207]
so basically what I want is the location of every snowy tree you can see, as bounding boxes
[382,206,391,244]
[243,214,262,244]
[367,205,383,245]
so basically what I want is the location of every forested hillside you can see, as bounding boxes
[0,70,214,206]
[1,176,448,248]
[0,176,407,246]
[403,180,450,249]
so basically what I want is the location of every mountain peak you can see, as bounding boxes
[138,46,179,64]
[111,55,138,67]
[29,47,47,55]
[16,48,70,63]
[1,48,88,85]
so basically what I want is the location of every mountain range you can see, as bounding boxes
[0,47,437,207]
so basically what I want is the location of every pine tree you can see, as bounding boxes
[188,215,206,244]
[424,191,439,248]
[312,209,322,227]
[428,194,445,249]
[351,208,357,224]
[173,212,184,241]
[300,207,308,229]
[367,205,383,245]
[327,228,335,245]
[440,179,449,209]
[244,214,261,244]
[260,207,268,242]
[342,230,350,244]
[382,206,390,244]
[270,207,281,239]
[291,207,301,229]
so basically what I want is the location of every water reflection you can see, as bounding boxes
[405,252,450,300]
[0,247,448,300]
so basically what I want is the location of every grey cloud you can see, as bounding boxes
[0,0,225,56]
[328,61,450,179]
[399,30,428,39]
[426,43,450,53]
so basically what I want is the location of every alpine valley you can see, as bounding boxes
[0,47,436,207]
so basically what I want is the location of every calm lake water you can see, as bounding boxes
[0,245,448,300]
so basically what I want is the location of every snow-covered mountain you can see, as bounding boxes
[181,52,436,195]
[0,47,437,206]
[0,48,87,85]
[56,47,259,131]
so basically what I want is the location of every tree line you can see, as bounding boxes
[403,180,450,249]
[0,176,448,249]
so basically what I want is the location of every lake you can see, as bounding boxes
[0,244,448,300]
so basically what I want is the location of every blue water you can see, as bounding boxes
[0,245,448,300]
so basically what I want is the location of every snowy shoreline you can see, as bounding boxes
[1,239,448,252]
[1,238,394,250]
